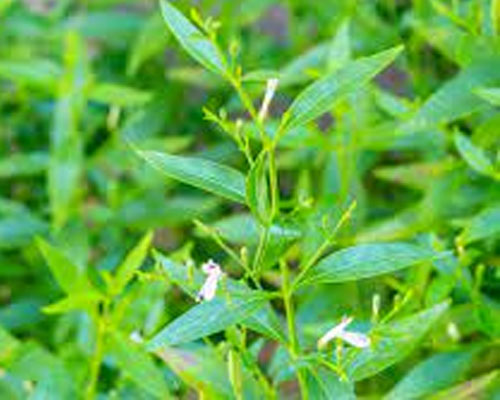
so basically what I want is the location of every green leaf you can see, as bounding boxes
[475,86,500,105]
[137,150,246,203]
[385,350,477,400]
[127,14,169,76]
[155,346,233,398]
[279,41,330,86]
[211,214,301,246]
[0,152,48,178]
[454,132,496,177]
[89,83,152,107]
[304,367,355,400]
[327,19,351,72]
[147,291,272,350]
[0,59,61,89]
[159,0,227,76]
[458,203,500,245]
[42,292,103,314]
[246,152,272,224]
[107,331,171,399]
[281,45,403,133]
[427,370,500,400]
[0,215,48,249]
[298,243,446,287]
[112,231,153,295]
[36,238,90,294]
[401,58,500,132]
[346,301,450,381]
[155,251,286,343]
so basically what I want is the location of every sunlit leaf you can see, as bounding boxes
[297,243,447,287]
[159,0,227,76]
[137,150,246,203]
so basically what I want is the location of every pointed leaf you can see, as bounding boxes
[107,331,171,399]
[458,203,500,245]
[298,243,447,287]
[454,132,496,177]
[281,45,403,133]
[159,0,227,76]
[475,86,500,106]
[137,150,246,203]
[385,350,477,400]
[36,238,90,294]
[147,291,272,350]
[112,231,153,295]
[346,302,450,381]
[246,152,272,224]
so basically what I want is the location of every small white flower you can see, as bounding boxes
[196,259,223,302]
[318,316,371,350]
[129,330,144,344]
[258,78,279,122]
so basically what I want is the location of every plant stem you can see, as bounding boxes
[292,200,356,291]
[85,303,107,400]
[281,261,309,400]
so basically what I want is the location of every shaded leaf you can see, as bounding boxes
[346,302,450,381]
[108,331,171,399]
[281,45,403,133]
[385,350,477,400]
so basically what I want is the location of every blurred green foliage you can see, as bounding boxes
[0,0,499,398]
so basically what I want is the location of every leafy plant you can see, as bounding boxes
[0,0,499,399]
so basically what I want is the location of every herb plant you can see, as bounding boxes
[0,0,499,399]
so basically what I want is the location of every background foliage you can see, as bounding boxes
[0,0,499,399]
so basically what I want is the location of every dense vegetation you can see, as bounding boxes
[0,0,499,398]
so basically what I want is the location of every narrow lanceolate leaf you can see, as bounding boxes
[305,368,355,400]
[147,292,271,350]
[159,0,227,76]
[36,238,90,294]
[112,231,153,295]
[385,349,477,400]
[107,331,171,399]
[475,86,500,105]
[280,45,403,133]
[454,132,496,178]
[346,301,450,381]
[42,292,103,314]
[401,58,500,132]
[137,150,246,203]
[297,243,446,287]
[458,203,500,245]
[0,152,48,178]
[246,152,272,224]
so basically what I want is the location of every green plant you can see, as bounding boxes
[0,0,499,399]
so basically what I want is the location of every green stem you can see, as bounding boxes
[292,201,356,291]
[253,226,270,277]
[281,261,309,400]
[85,303,107,400]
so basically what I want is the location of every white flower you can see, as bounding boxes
[258,78,279,122]
[196,259,223,302]
[318,316,371,350]
[129,331,144,344]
